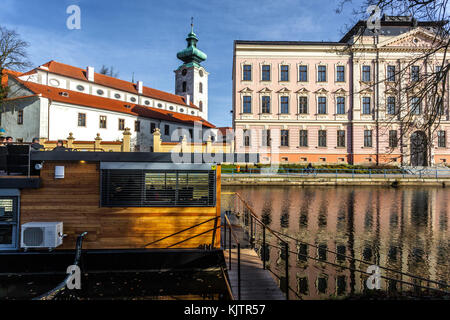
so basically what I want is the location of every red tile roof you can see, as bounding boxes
[12,76,215,128]
[33,61,200,110]
[1,69,22,87]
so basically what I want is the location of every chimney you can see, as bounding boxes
[137,80,143,94]
[185,94,190,105]
[86,66,95,82]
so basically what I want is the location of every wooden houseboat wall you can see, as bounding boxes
[5,152,222,251]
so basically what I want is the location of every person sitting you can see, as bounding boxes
[5,136,13,144]
[30,137,44,151]
[306,163,314,173]
[52,140,66,151]
[0,137,5,146]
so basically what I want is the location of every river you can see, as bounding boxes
[222,185,449,299]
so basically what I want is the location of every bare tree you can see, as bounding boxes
[0,26,31,101]
[99,65,119,78]
[337,0,450,166]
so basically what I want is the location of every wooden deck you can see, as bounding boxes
[224,248,286,300]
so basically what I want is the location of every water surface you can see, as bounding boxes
[222,186,449,299]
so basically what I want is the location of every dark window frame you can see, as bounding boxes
[100,170,216,207]
[336,65,345,82]
[243,65,252,81]
[243,96,252,114]
[299,130,308,147]
[280,129,289,147]
[337,130,345,147]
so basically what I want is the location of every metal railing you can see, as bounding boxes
[229,192,449,298]
[222,213,241,299]
[33,232,88,300]
[228,193,292,300]
[222,167,450,179]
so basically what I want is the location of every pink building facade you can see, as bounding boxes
[233,16,450,166]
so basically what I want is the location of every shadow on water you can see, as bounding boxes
[223,185,450,300]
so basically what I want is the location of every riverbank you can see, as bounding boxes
[221,174,450,186]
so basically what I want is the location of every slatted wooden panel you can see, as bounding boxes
[20,161,221,250]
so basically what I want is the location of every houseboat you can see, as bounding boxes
[0,145,257,299]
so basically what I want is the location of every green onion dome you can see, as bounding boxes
[176,26,207,67]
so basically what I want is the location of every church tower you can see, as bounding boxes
[175,20,209,120]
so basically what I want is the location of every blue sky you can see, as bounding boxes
[0,0,364,127]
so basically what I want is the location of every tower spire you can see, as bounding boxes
[191,17,194,33]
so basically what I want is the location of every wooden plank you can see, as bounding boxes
[20,161,221,250]
[224,249,285,300]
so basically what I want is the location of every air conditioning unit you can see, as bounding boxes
[21,222,63,249]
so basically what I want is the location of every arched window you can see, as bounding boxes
[182,81,187,92]
[199,101,203,111]
[199,82,203,93]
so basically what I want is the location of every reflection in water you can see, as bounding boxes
[223,186,449,300]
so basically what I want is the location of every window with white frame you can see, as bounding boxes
[243,65,252,81]
[280,96,289,114]
[280,65,289,81]
[298,96,308,114]
[262,65,271,81]
[336,66,345,82]
[362,97,371,115]
[299,65,308,82]
[318,96,327,114]
[243,96,252,113]
[336,97,345,114]
[317,65,327,82]
[261,96,271,113]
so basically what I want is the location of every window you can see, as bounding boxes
[299,130,308,147]
[115,93,121,99]
[281,130,289,146]
[182,81,187,92]
[318,130,327,147]
[362,97,371,115]
[262,129,271,147]
[76,85,85,91]
[135,121,140,132]
[299,65,307,82]
[99,115,107,129]
[243,65,252,81]
[364,130,373,147]
[411,97,421,115]
[280,65,289,81]
[101,170,216,207]
[437,96,444,115]
[150,123,156,133]
[262,65,271,81]
[298,96,308,114]
[438,131,446,148]
[17,110,23,125]
[337,130,345,147]
[118,119,125,130]
[387,96,396,115]
[97,89,104,95]
[243,129,251,146]
[280,96,289,114]
[262,96,271,113]
[387,65,396,81]
[318,96,327,114]
[130,97,137,103]
[78,113,86,127]
[199,82,203,93]
[336,97,345,114]
[199,101,203,111]
[164,124,170,136]
[389,130,398,148]
[411,66,419,82]
[336,66,345,82]
[189,129,193,139]
[243,96,252,113]
[317,65,327,82]
[362,66,371,82]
